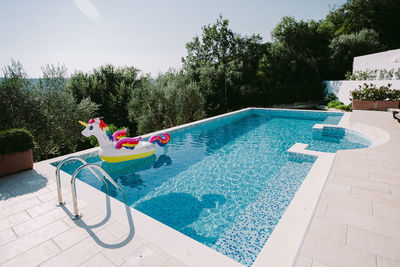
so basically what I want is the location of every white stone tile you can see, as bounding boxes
[352,188,400,208]
[122,243,170,267]
[373,203,400,222]
[326,205,400,240]
[370,173,400,186]
[0,219,69,264]
[348,226,400,262]
[308,217,347,244]
[1,240,60,267]
[312,260,331,267]
[330,168,369,180]
[301,233,376,267]
[52,225,91,251]
[294,255,312,267]
[335,175,391,193]
[313,202,328,218]
[0,211,30,232]
[321,192,372,214]
[324,182,351,194]
[377,256,400,267]
[162,257,189,267]
[0,197,42,219]
[41,228,116,267]
[391,185,400,196]
[13,207,68,237]
[80,253,116,267]
[102,233,149,266]
[0,228,17,246]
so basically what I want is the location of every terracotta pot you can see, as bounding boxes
[352,100,374,110]
[0,149,33,177]
[374,100,399,111]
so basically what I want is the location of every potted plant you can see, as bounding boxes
[351,83,375,110]
[351,83,400,111]
[375,85,400,110]
[0,129,35,176]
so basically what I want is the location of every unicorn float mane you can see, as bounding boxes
[80,118,171,150]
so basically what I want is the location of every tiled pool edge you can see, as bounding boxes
[38,108,375,267]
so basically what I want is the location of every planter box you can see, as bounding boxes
[352,100,374,110]
[0,149,33,177]
[374,100,399,111]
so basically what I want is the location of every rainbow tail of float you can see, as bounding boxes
[149,133,171,147]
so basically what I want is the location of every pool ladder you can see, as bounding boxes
[55,156,126,220]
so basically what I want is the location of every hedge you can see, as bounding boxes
[0,129,35,155]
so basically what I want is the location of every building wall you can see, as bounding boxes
[353,49,400,73]
[325,80,400,105]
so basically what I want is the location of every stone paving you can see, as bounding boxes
[0,110,399,267]
[0,168,187,267]
[295,110,400,267]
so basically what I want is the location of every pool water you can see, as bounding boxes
[56,110,370,266]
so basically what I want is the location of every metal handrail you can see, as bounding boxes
[55,156,109,206]
[70,163,127,220]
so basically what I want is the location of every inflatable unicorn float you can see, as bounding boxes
[79,118,170,163]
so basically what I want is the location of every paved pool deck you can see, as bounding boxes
[295,110,400,267]
[0,109,399,267]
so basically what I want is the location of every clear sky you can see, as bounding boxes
[0,0,346,78]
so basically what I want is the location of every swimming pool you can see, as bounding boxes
[55,109,370,266]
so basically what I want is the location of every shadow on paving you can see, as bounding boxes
[61,195,135,249]
[0,169,48,200]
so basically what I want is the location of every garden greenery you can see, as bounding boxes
[1,0,399,161]
[350,83,400,101]
[0,129,35,155]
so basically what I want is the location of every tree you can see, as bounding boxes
[183,15,266,113]
[69,64,141,132]
[326,0,400,49]
[329,29,385,79]
[32,63,98,159]
[0,59,40,131]
[128,71,205,134]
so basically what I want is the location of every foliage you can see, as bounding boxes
[128,71,205,134]
[327,100,343,108]
[324,93,338,104]
[0,61,98,161]
[326,0,400,49]
[327,100,352,111]
[0,59,41,131]
[329,29,385,79]
[69,65,141,132]
[346,68,400,80]
[183,15,266,114]
[350,83,399,101]
[0,129,34,155]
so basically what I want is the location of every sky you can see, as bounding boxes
[0,0,346,78]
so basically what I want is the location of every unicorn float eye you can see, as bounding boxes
[89,126,93,130]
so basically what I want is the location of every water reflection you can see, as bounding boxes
[135,193,226,230]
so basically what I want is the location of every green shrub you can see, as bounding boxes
[350,83,398,101]
[324,93,338,104]
[335,104,352,111]
[327,100,343,108]
[0,129,34,155]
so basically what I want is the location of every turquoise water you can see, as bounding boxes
[55,110,369,265]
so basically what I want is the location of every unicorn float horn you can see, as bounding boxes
[149,133,171,147]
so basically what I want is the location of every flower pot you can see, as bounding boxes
[0,149,33,177]
[352,100,374,110]
[374,100,399,111]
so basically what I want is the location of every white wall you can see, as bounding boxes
[325,80,400,105]
[353,49,400,73]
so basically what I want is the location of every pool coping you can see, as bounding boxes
[38,107,386,267]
